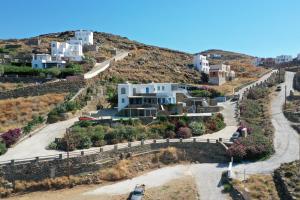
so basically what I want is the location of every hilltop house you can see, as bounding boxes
[31,54,66,69]
[209,64,235,85]
[275,55,293,64]
[193,54,210,74]
[74,30,93,45]
[51,39,83,62]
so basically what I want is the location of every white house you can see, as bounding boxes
[297,53,300,61]
[275,55,293,64]
[193,54,210,74]
[74,30,93,45]
[51,40,83,62]
[118,83,187,112]
[31,54,66,69]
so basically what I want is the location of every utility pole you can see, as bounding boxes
[66,128,71,187]
[285,85,287,109]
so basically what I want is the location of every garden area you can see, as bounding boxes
[227,86,275,161]
[0,63,83,78]
[189,86,224,98]
[48,113,226,151]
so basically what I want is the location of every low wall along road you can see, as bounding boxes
[0,138,230,182]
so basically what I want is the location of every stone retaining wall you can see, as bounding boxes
[0,79,86,99]
[0,142,228,181]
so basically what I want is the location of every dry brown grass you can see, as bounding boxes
[99,160,130,181]
[233,175,279,200]
[0,93,66,132]
[0,83,32,92]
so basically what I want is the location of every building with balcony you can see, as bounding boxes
[117,83,190,117]
[209,64,234,85]
[275,55,293,64]
[74,30,93,45]
[193,54,210,74]
[51,40,83,62]
[31,54,66,69]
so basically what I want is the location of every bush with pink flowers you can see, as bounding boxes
[1,128,21,147]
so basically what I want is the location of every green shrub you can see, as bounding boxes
[0,141,7,155]
[189,121,205,136]
[48,141,57,150]
[191,90,212,97]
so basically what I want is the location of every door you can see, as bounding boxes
[146,87,149,93]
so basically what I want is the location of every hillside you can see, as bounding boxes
[202,49,266,78]
[0,31,268,84]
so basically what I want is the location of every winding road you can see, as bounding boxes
[1,71,299,200]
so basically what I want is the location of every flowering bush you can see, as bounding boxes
[1,128,21,147]
[227,134,273,161]
[189,121,205,136]
[176,127,192,139]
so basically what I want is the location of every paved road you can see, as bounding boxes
[232,71,299,176]
[84,51,129,79]
[0,117,78,161]
[82,164,229,200]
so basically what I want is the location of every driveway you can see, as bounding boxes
[0,117,78,161]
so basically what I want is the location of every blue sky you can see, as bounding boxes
[0,0,299,57]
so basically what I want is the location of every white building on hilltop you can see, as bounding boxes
[32,54,66,69]
[74,30,93,45]
[193,54,210,74]
[51,40,83,62]
[275,55,293,64]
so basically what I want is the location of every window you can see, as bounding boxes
[158,86,160,91]
[121,98,125,103]
[121,88,126,94]
[162,86,165,91]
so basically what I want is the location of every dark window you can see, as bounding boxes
[121,88,126,94]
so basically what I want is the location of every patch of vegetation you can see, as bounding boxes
[23,115,45,134]
[274,160,300,200]
[1,64,83,78]
[47,101,82,123]
[0,128,21,150]
[190,87,224,98]
[227,86,274,161]
[50,113,225,151]
[232,175,279,200]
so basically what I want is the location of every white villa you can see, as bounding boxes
[209,64,235,85]
[118,83,184,112]
[193,54,210,74]
[31,54,66,69]
[51,40,83,62]
[74,30,93,45]
[275,55,293,64]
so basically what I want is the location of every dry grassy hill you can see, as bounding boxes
[0,31,267,85]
